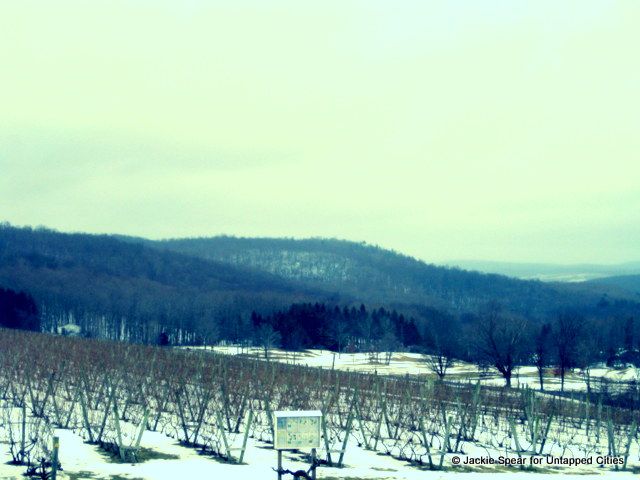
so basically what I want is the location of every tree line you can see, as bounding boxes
[242,301,638,393]
[248,303,421,360]
[469,303,640,391]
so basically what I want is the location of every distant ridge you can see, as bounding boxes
[147,235,637,319]
[586,274,640,298]
[444,259,640,282]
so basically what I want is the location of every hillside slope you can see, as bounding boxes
[587,275,640,299]
[0,225,336,342]
[149,236,631,319]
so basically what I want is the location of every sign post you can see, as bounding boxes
[273,410,322,479]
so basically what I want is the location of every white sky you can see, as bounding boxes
[1,1,639,264]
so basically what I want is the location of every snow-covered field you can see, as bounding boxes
[1,420,635,480]
[188,346,639,393]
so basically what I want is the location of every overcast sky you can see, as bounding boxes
[1,1,638,264]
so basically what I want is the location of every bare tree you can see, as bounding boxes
[555,311,583,392]
[327,318,349,354]
[420,312,459,380]
[379,330,400,365]
[424,330,457,380]
[254,323,280,361]
[534,323,552,391]
[474,303,526,387]
[426,350,455,380]
[574,319,598,394]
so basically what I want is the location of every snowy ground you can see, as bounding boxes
[186,346,639,393]
[1,425,635,480]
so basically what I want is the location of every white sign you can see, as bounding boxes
[273,410,322,450]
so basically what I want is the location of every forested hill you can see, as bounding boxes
[586,275,640,299]
[0,225,339,342]
[148,236,634,319]
[1,225,638,347]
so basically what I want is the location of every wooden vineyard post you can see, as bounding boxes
[191,388,211,445]
[238,410,254,463]
[439,415,452,469]
[78,388,94,443]
[372,412,383,451]
[215,410,232,461]
[584,394,590,437]
[439,405,452,452]
[538,412,553,454]
[321,414,332,465]
[133,406,150,451]
[264,391,275,440]
[174,387,191,444]
[337,396,355,467]
[20,402,27,463]
[419,416,435,470]
[622,420,637,471]
[96,390,113,443]
[110,387,125,461]
[355,399,369,450]
[607,415,619,471]
[151,383,171,431]
[467,382,481,441]
[220,375,234,431]
[62,389,80,428]
[595,395,602,444]
[509,417,524,468]
[372,381,386,451]
[530,416,540,454]
[509,417,523,453]
[51,435,60,480]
